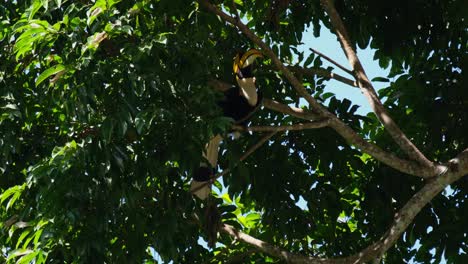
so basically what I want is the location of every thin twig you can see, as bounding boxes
[309,47,354,76]
[320,0,434,168]
[288,65,358,88]
[190,131,277,194]
[239,131,277,162]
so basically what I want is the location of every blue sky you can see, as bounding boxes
[155,22,448,264]
[296,25,448,264]
[297,25,390,115]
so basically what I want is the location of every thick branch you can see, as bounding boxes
[220,224,335,264]
[232,120,330,132]
[208,79,231,92]
[208,80,442,178]
[320,0,433,168]
[327,119,445,178]
[200,1,442,177]
[263,98,321,120]
[220,157,467,263]
[344,159,468,262]
[199,0,328,117]
[450,147,468,174]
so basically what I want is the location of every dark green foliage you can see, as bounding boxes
[0,0,466,263]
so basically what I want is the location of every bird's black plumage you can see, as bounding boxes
[218,86,262,126]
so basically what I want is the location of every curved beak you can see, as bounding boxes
[233,48,263,79]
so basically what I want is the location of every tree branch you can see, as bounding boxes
[327,119,445,178]
[198,3,468,261]
[289,65,358,88]
[239,131,278,162]
[220,224,335,264]
[320,0,434,168]
[220,159,467,263]
[199,0,329,117]
[207,80,444,178]
[344,159,468,262]
[208,79,231,92]
[309,47,354,76]
[200,0,443,177]
[263,98,321,120]
[232,120,330,132]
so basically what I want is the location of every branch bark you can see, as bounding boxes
[200,1,443,178]
[220,224,335,264]
[199,0,328,117]
[289,66,358,88]
[263,98,321,120]
[198,2,468,262]
[208,80,442,178]
[220,154,468,263]
[320,0,434,169]
[309,47,354,76]
[232,120,330,132]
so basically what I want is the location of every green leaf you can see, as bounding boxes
[6,190,22,210]
[15,229,32,249]
[16,27,47,42]
[221,193,233,204]
[33,228,44,248]
[101,118,114,143]
[16,250,38,264]
[371,77,389,82]
[245,213,260,222]
[35,64,66,87]
[6,249,33,262]
[0,184,25,206]
[321,92,335,100]
[28,2,43,20]
[303,53,315,67]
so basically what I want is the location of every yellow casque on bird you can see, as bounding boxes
[233,48,263,80]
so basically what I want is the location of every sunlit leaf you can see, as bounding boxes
[35,64,66,87]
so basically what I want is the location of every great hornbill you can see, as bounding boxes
[191,48,263,200]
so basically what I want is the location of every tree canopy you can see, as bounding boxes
[0,0,467,263]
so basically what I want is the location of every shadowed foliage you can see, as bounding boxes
[0,0,466,263]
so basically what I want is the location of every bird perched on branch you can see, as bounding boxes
[191,48,263,200]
